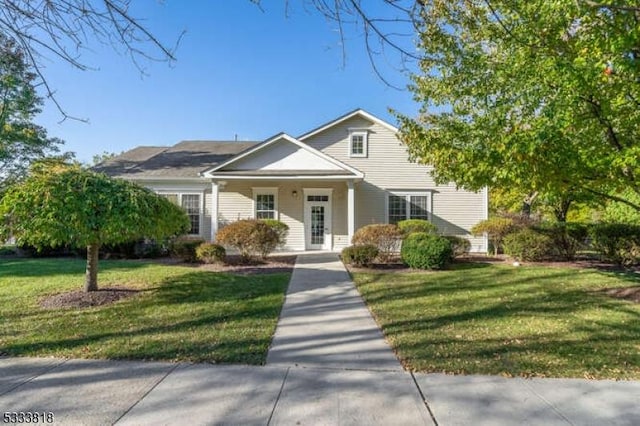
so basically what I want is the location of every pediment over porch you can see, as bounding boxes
[201,133,363,180]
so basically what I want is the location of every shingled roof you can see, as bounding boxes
[94,140,260,179]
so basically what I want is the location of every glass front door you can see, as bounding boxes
[304,192,332,250]
[311,205,325,245]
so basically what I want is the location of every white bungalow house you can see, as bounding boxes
[96,109,488,252]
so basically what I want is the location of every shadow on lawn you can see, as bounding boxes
[0,258,154,278]
[1,270,289,364]
[356,267,640,377]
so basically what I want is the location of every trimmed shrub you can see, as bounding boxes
[196,243,226,264]
[503,229,553,261]
[261,219,289,249]
[215,219,279,261]
[352,224,403,262]
[100,241,136,259]
[471,217,516,256]
[135,239,167,258]
[533,222,588,260]
[588,223,640,266]
[397,219,437,236]
[444,236,471,257]
[103,239,168,259]
[16,244,74,258]
[401,232,453,270]
[341,244,379,267]
[170,236,205,262]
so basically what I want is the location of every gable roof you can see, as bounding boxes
[202,133,364,179]
[298,108,398,141]
[94,140,259,179]
[95,109,390,181]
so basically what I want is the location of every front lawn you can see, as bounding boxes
[353,263,640,379]
[0,258,290,364]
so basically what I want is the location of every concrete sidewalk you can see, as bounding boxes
[2,357,639,425]
[266,253,400,370]
[1,253,639,424]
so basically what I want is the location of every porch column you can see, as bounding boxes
[211,181,219,241]
[347,180,355,243]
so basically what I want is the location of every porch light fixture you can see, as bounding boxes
[292,190,298,198]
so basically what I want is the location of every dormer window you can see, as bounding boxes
[349,130,368,158]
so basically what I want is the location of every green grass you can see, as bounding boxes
[0,258,290,364]
[353,263,640,379]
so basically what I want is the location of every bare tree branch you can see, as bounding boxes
[253,0,422,87]
[0,0,183,120]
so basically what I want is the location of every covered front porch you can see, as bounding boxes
[201,132,364,251]
[209,178,359,252]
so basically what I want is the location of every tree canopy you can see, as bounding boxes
[0,166,190,291]
[0,34,64,188]
[396,1,640,216]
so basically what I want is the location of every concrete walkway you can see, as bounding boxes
[1,253,639,424]
[266,253,401,370]
[2,357,639,425]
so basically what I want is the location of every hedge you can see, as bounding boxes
[215,219,279,261]
[588,223,640,266]
[170,236,206,263]
[533,222,588,261]
[341,244,379,267]
[195,243,226,264]
[261,219,289,249]
[352,224,402,263]
[401,232,453,270]
[397,219,437,236]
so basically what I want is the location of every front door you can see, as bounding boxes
[304,191,332,250]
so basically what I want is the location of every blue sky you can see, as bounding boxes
[36,1,420,163]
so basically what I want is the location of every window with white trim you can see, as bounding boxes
[161,193,201,235]
[349,130,368,157]
[181,194,201,235]
[387,192,430,224]
[253,188,278,220]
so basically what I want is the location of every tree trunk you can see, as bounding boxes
[521,192,539,218]
[553,197,573,223]
[85,243,100,292]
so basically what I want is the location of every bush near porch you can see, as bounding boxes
[215,219,281,261]
[401,232,453,270]
[345,220,466,269]
[341,244,379,267]
[351,224,403,262]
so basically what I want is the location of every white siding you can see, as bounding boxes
[217,180,348,251]
[432,187,488,252]
[218,181,254,225]
[303,116,488,252]
[227,139,343,171]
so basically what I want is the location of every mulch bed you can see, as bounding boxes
[189,254,297,275]
[40,288,141,309]
[38,255,298,310]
